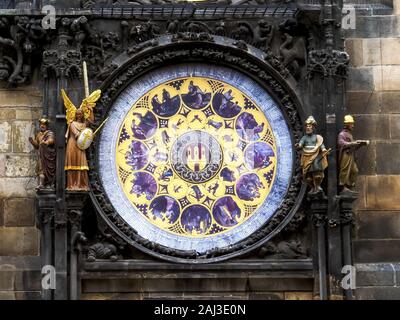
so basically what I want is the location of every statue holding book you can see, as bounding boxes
[337,115,370,195]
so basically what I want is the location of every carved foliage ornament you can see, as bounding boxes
[0,16,46,85]
[82,0,296,8]
[41,16,121,80]
[307,49,350,79]
[124,18,299,79]
[1,13,304,84]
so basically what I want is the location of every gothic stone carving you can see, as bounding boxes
[122,18,300,80]
[0,14,308,85]
[0,10,310,86]
[308,49,350,79]
[87,242,119,262]
[82,0,295,8]
[42,16,121,80]
[258,239,308,259]
[0,16,46,85]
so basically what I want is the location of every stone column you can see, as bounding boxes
[36,190,57,300]
[66,194,88,300]
[320,0,349,300]
[338,194,357,300]
[309,194,329,300]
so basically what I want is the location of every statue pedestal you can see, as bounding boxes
[37,189,89,300]
[338,193,358,300]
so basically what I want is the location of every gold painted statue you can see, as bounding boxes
[62,89,101,191]
[296,116,329,195]
[338,115,369,195]
[28,118,56,189]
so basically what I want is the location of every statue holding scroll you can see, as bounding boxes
[338,115,370,195]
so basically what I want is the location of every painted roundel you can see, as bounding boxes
[98,64,293,253]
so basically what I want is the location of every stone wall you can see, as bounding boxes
[0,86,42,299]
[345,0,400,299]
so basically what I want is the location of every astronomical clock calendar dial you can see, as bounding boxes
[98,64,293,254]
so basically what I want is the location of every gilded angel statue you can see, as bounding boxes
[62,88,101,191]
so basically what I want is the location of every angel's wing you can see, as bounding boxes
[61,89,77,125]
[80,90,102,120]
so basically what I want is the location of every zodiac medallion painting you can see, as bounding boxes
[99,64,293,253]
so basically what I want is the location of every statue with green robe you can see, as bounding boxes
[296,116,329,195]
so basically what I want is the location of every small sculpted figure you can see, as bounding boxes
[296,116,329,195]
[28,118,56,189]
[62,89,101,191]
[337,115,369,195]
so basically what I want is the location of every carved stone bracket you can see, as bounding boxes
[258,239,308,260]
[65,194,89,253]
[337,194,357,226]
[68,209,83,229]
[87,242,119,262]
[309,195,328,228]
[36,190,57,225]
[319,195,357,228]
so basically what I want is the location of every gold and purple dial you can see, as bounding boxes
[98,64,293,253]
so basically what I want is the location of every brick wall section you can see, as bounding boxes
[355,263,400,299]
[344,2,400,299]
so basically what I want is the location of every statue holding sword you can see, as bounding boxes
[62,61,107,191]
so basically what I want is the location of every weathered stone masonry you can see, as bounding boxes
[0,85,42,299]
[345,0,400,299]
